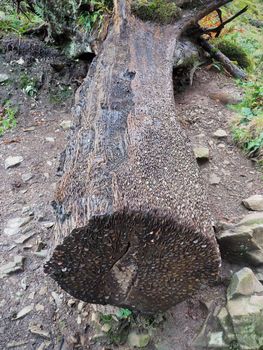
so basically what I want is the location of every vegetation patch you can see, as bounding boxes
[204,0,263,165]
[132,0,182,24]
[0,101,17,135]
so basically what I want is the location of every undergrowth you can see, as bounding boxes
[203,0,263,164]
[0,101,17,136]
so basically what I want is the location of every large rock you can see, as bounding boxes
[217,212,263,266]
[227,268,263,300]
[4,216,33,236]
[0,256,25,278]
[242,195,263,211]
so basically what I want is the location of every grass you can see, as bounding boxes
[208,0,263,164]
[0,101,17,136]
[0,6,43,36]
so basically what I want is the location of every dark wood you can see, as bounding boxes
[44,0,228,313]
[199,38,247,79]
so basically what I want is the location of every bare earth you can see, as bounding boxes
[0,46,262,350]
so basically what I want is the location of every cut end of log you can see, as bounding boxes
[44,210,220,313]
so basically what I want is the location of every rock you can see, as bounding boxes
[22,173,33,182]
[227,295,263,349]
[193,147,210,160]
[0,256,24,278]
[16,57,25,65]
[21,277,28,290]
[36,304,45,312]
[217,213,263,266]
[217,307,236,343]
[14,231,36,244]
[242,195,263,211]
[5,156,24,169]
[101,323,111,333]
[51,292,62,308]
[128,332,150,348]
[213,129,228,139]
[6,340,28,348]
[14,304,34,320]
[29,324,50,339]
[45,137,55,143]
[4,216,33,236]
[0,73,9,83]
[34,249,48,258]
[42,222,55,229]
[209,173,221,185]
[227,268,263,300]
[60,120,73,130]
[207,332,227,348]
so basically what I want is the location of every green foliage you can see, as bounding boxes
[0,101,17,135]
[132,0,181,24]
[214,36,251,69]
[0,8,43,36]
[77,0,113,32]
[20,73,38,97]
[216,0,263,164]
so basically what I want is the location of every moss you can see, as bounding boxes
[132,0,182,24]
[214,38,251,69]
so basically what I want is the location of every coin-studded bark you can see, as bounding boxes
[44,0,228,313]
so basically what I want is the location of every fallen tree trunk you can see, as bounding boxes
[44,0,227,313]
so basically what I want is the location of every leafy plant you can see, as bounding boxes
[20,73,38,97]
[0,101,17,135]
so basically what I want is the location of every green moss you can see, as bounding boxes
[132,0,182,24]
[214,38,251,69]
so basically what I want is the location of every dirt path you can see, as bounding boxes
[0,50,262,350]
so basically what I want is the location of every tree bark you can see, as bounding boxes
[44,0,226,313]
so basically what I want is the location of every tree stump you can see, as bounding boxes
[44,0,224,313]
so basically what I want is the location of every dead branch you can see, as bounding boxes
[199,38,247,79]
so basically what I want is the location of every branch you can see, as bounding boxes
[202,6,248,37]
[199,38,247,79]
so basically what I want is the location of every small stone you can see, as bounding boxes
[7,340,28,348]
[29,324,50,339]
[101,323,111,333]
[227,267,263,300]
[60,120,73,130]
[209,173,221,185]
[0,73,9,83]
[213,129,228,139]
[67,299,76,307]
[51,292,62,308]
[42,222,55,229]
[243,195,263,211]
[14,304,34,320]
[22,173,34,182]
[39,287,48,296]
[77,315,82,325]
[208,332,227,348]
[21,277,28,290]
[16,57,25,65]
[193,147,210,160]
[77,301,85,312]
[4,217,33,236]
[34,249,48,258]
[5,156,24,169]
[36,304,45,312]
[128,332,150,348]
[14,231,36,244]
[45,137,55,143]
[0,255,24,278]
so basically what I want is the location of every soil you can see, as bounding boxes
[0,37,262,350]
